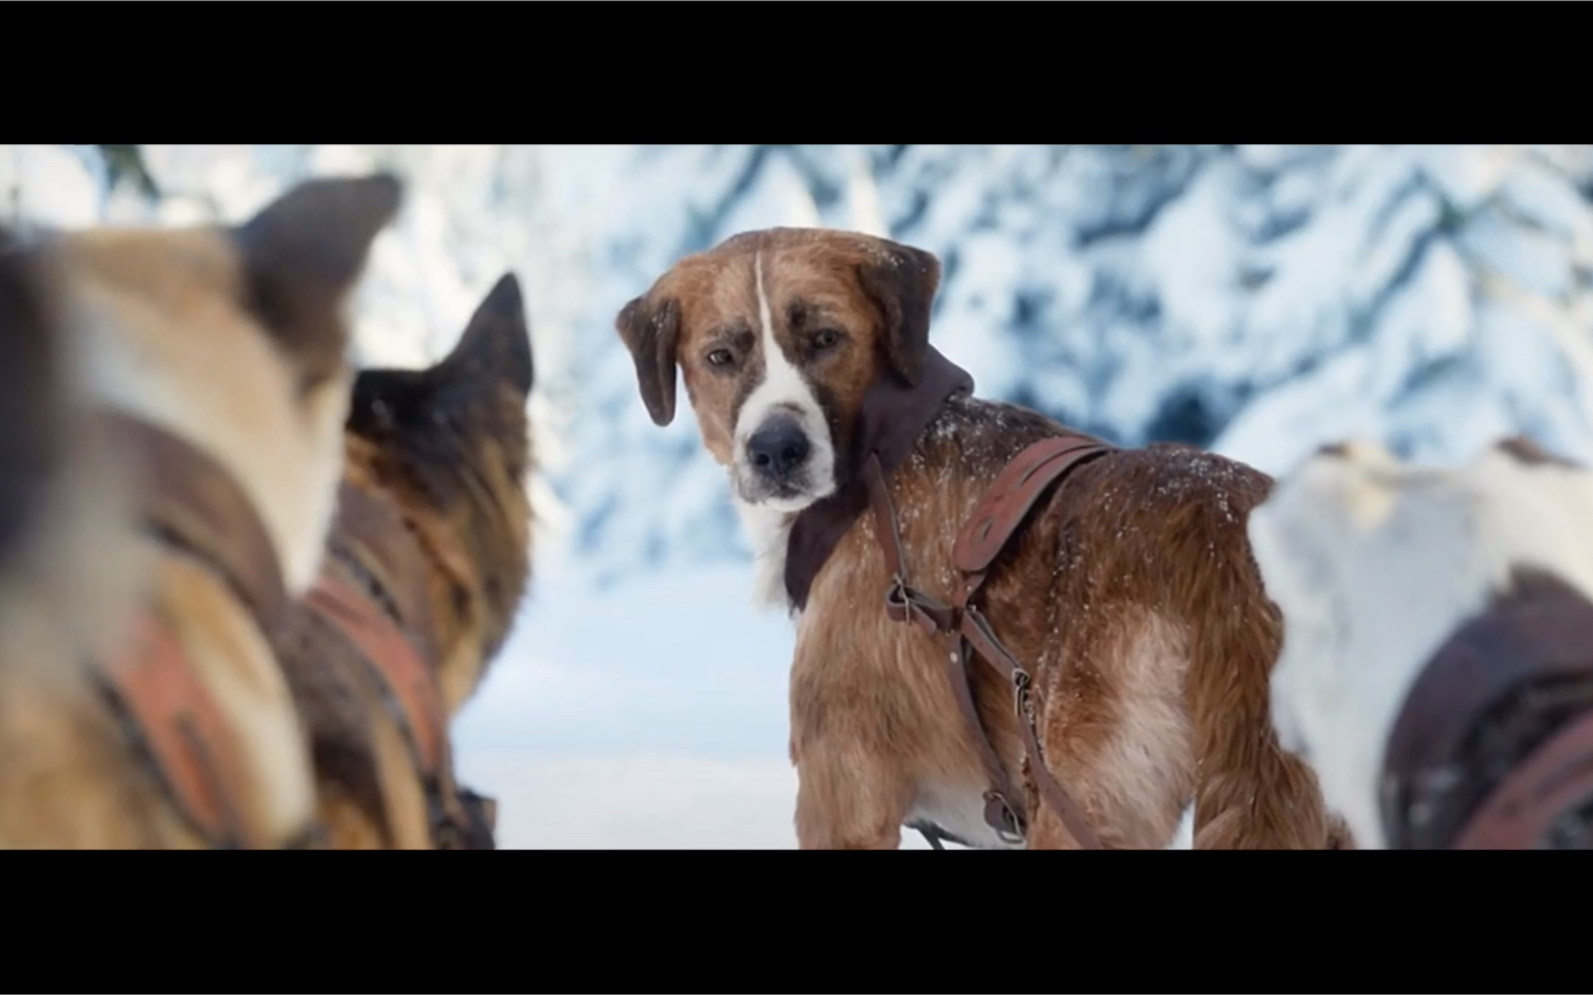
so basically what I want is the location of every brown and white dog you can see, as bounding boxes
[616,227,1346,849]
[276,272,535,849]
[0,175,400,848]
[1252,436,1593,849]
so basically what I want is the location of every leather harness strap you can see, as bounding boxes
[97,607,261,849]
[307,567,448,783]
[91,411,293,849]
[99,413,290,636]
[865,433,1116,850]
[331,482,442,665]
[316,481,496,849]
[1382,568,1593,849]
[1452,710,1593,848]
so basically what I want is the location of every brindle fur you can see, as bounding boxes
[802,396,1346,848]
[275,273,535,848]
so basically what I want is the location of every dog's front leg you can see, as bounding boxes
[791,738,914,849]
[789,668,915,849]
[788,618,918,848]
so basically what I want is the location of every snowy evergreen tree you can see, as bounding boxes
[562,144,1593,591]
[10,144,1593,594]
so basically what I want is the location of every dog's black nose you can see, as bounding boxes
[747,417,811,481]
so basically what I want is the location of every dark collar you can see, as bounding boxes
[784,346,975,611]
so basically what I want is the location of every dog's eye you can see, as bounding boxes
[707,348,734,367]
[813,329,841,350]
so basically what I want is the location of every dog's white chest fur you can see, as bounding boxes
[735,498,798,613]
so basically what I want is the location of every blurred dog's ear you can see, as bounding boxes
[232,173,403,383]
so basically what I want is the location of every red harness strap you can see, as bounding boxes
[306,559,488,848]
[311,482,494,849]
[306,567,448,780]
[90,411,299,850]
[97,608,263,849]
[867,434,1116,849]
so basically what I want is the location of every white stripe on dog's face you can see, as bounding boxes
[729,252,836,514]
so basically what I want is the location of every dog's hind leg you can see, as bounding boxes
[1186,565,1335,849]
[1026,608,1198,850]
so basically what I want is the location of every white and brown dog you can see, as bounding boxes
[1252,436,1593,849]
[616,227,1347,849]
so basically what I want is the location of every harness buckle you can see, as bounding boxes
[1012,668,1035,725]
[884,575,910,615]
[983,790,1026,845]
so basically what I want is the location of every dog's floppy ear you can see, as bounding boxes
[856,238,941,387]
[616,292,681,427]
[231,173,403,383]
[436,272,534,400]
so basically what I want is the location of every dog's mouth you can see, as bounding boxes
[733,466,829,513]
[731,409,836,513]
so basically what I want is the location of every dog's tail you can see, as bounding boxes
[0,224,65,566]
[1184,479,1341,850]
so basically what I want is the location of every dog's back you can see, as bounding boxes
[276,273,536,849]
[813,393,1347,850]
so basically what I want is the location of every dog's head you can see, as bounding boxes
[53,174,402,592]
[346,273,534,703]
[615,227,940,513]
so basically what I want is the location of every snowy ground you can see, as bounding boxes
[448,540,798,847]
[449,538,965,848]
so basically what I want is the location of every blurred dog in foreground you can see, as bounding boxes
[275,273,535,849]
[1252,436,1593,849]
[0,175,400,847]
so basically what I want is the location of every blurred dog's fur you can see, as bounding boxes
[1253,436,1593,848]
[274,273,535,849]
[618,227,1349,849]
[0,175,400,848]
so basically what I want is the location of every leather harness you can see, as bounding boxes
[314,481,497,850]
[91,411,296,849]
[865,437,1115,850]
[782,346,1116,849]
[1381,568,1593,849]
